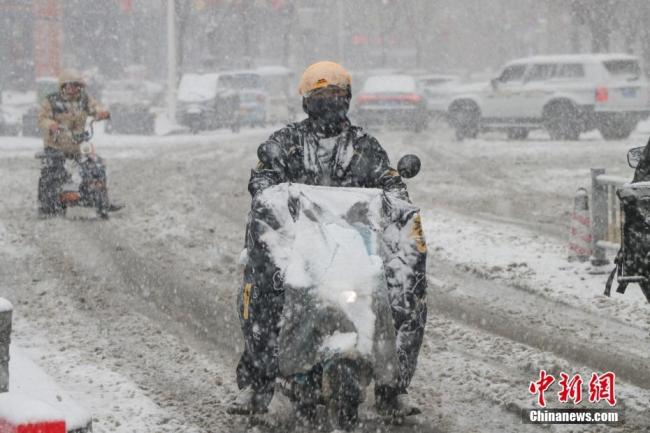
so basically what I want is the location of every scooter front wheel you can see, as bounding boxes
[323,359,362,431]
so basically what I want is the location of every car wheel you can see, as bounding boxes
[544,102,580,141]
[598,118,636,140]
[449,101,480,140]
[506,128,529,140]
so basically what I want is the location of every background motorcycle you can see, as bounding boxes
[37,120,111,219]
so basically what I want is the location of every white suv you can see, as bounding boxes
[447,54,650,140]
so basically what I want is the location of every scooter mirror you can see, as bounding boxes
[257,141,283,165]
[397,154,421,179]
[628,146,645,168]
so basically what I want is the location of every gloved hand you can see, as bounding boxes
[382,189,418,225]
[48,122,60,134]
[95,111,110,120]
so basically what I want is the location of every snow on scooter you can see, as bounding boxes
[605,146,650,303]
[247,155,421,431]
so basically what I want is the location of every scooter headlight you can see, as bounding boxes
[80,142,92,155]
[341,290,358,304]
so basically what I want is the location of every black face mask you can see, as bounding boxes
[303,94,351,136]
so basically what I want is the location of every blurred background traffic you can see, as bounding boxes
[2,0,650,137]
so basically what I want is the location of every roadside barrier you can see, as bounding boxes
[568,188,592,262]
[0,393,66,433]
[589,169,628,265]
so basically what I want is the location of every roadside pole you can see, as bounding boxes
[0,299,12,392]
[167,0,177,123]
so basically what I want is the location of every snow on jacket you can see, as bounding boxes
[38,91,102,155]
[249,118,408,197]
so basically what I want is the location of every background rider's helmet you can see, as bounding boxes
[58,69,86,89]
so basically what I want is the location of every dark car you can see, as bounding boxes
[219,70,267,127]
[102,79,160,135]
[352,74,428,132]
[176,72,240,133]
[237,89,267,127]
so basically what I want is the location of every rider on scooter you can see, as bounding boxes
[229,61,428,417]
[37,69,123,219]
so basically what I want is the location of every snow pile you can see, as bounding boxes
[9,346,91,431]
[0,298,11,313]
[0,393,63,425]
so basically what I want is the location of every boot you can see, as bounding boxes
[226,386,273,415]
[107,202,124,212]
[375,385,421,418]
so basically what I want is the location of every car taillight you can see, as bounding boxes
[357,94,378,103]
[400,93,422,103]
[595,87,609,103]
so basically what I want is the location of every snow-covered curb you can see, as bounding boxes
[422,208,650,330]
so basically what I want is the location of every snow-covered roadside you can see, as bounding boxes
[422,207,650,332]
[9,320,203,433]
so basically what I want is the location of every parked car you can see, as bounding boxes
[256,65,297,123]
[176,72,240,133]
[102,79,161,135]
[0,105,23,136]
[416,74,461,119]
[352,74,428,132]
[446,53,650,140]
[22,78,58,137]
[237,89,267,127]
[218,70,268,127]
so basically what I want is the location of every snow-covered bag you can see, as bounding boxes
[255,183,401,386]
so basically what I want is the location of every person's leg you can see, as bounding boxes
[230,203,286,414]
[38,149,67,216]
[81,156,123,218]
[377,212,428,416]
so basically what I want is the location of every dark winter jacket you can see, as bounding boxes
[249,118,407,197]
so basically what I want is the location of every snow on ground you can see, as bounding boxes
[422,207,650,332]
[10,320,202,433]
[1,124,649,432]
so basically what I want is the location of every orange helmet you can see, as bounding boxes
[298,61,351,96]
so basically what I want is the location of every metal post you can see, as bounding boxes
[591,168,610,266]
[166,0,177,123]
[0,299,12,392]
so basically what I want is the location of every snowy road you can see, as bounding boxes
[0,123,649,432]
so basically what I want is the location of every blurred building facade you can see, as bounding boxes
[1,0,650,90]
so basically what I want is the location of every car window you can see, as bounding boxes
[525,64,556,82]
[555,63,585,78]
[218,73,262,90]
[603,60,641,80]
[362,75,416,93]
[419,78,453,87]
[497,65,526,83]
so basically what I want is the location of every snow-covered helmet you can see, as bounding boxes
[58,69,86,88]
[298,61,351,96]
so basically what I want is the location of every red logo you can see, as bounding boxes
[529,371,616,407]
[588,372,617,406]
[557,373,583,404]
[529,370,555,407]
